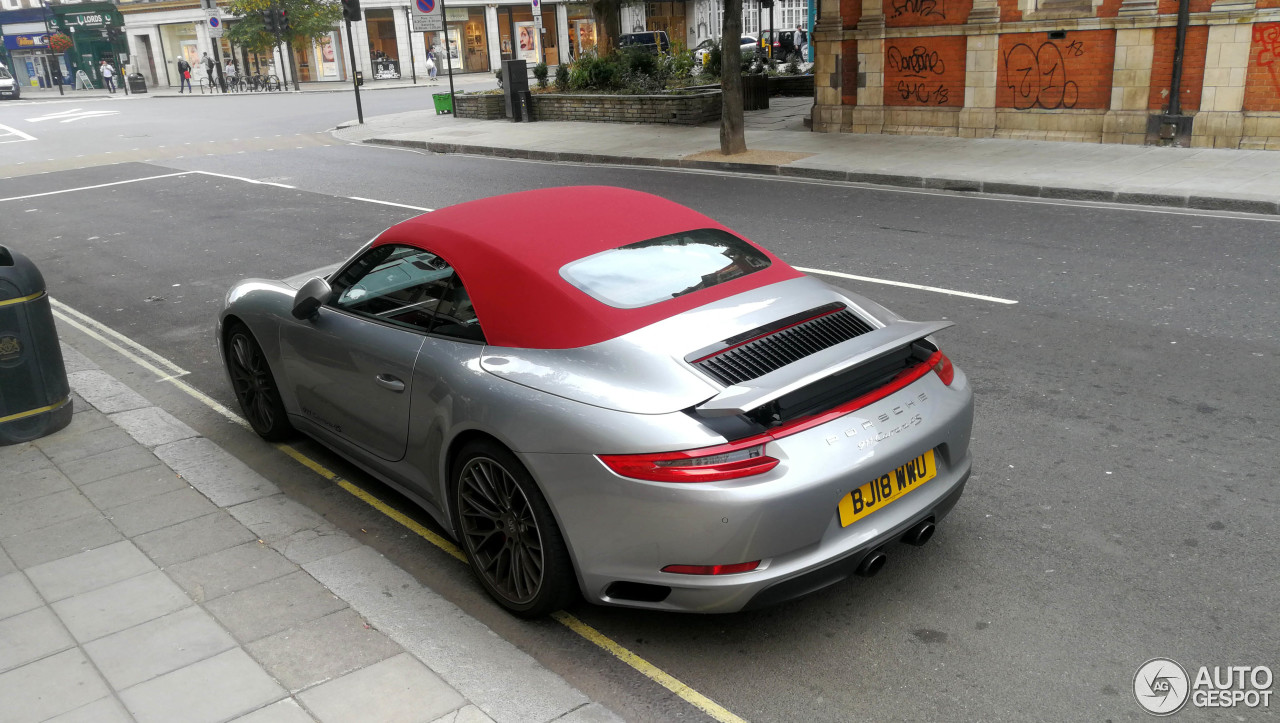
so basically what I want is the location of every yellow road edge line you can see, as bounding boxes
[273,443,466,563]
[55,299,751,723]
[552,611,750,723]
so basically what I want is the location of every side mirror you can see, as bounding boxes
[292,277,332,320]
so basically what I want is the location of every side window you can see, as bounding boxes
[330,245,455,333]
[431,275,485,342]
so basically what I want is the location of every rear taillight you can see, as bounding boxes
[931,351,954,386]
[662,560,760,575]
[599,440,779,483]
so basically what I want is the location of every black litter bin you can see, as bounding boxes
[0,246,72,445]
[127,73,147,94]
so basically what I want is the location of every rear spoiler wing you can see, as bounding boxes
[694,319,954,417]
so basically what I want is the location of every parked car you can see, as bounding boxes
[218,187,974,617]
[617,30,670,54]
[0,65,20,100]
[693,35,760,66]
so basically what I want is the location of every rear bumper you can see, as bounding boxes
[522,367,974,614]
[742,471,967,610]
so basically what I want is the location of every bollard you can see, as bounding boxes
[0,246,72,445]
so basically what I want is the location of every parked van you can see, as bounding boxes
[617,31,670,54]
[0,65,21,100]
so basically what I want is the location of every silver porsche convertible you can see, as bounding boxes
[218,187,974,616]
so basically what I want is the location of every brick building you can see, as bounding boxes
[810,0,1280,148]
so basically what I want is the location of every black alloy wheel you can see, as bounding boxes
[225,324,293,441]
[453,441,575,617]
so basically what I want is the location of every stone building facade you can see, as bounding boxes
[810,0,1280,148]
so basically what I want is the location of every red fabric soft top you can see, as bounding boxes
[372,186,802,349]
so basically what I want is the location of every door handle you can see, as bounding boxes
[375,374,405,392]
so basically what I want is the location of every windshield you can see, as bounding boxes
[560,228,772,309]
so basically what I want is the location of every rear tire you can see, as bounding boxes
[224,323,293,441]
[451,440,576,617]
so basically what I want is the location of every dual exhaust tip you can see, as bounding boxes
[854,518,936,578]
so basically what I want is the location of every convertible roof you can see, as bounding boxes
[373,186,803,349]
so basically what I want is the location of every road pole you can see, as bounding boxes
[212,43,227,92]
[440,0,455,113]
[404,6,417,84]
[40,0,64,96]
[344,18,364,123]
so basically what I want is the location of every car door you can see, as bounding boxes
[280,244,453,462]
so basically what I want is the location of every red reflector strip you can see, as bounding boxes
[662,560,761,575]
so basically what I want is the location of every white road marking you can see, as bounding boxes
[192,170,294,188]
[347,197,433,211]
[25,108,120,123]
[50,302,247,428]
[59,111,120,123]
[796,266,1018,305]
[0,123,37,144]
[0,172,193,203]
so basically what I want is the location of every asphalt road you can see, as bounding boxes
[1,92,1277,722]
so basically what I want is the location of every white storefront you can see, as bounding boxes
[119,0,806,88]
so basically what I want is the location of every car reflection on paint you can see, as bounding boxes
[217,186,974,616]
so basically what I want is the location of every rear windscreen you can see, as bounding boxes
[560,228,771,309]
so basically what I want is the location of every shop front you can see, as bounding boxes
[52,2,128,89]
[644,1,687,48]
[156,21,200,86]
[365,8,401,78]
[2,33,62,87]
[423,6,490,74]
[496,3,558,67]
[565,5,596,61]
[292,31,344,82]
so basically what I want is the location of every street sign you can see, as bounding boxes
[205,9,223,38]
[410,0,443,32]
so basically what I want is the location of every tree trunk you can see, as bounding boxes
[590,0,621,56]
[286,38,301,91]
[719,0,747,154]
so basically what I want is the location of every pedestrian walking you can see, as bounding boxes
[176,56,192,93]
[224,60,237,90]
[426,48,437,83]
[201,52,216,90]
[100,60,116,93]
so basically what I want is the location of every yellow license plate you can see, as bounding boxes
[838,449,937,527]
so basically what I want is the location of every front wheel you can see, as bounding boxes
[224,323,293,441]
[452,441,576,617]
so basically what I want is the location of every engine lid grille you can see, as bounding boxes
[691,304,876,386]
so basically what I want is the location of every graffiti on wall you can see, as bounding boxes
[1258,24,1280,89]
[887,45,950,104]
[1004,40,1084,109]
[890,0,946,19]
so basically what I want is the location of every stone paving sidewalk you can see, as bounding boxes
[336,98,1280,215]
[0,342,619,723]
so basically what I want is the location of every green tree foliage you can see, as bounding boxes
[225,0,343,55]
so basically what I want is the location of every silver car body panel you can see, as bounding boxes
[219,252,974,613]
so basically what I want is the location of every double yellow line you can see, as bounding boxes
[52,299,747,723]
